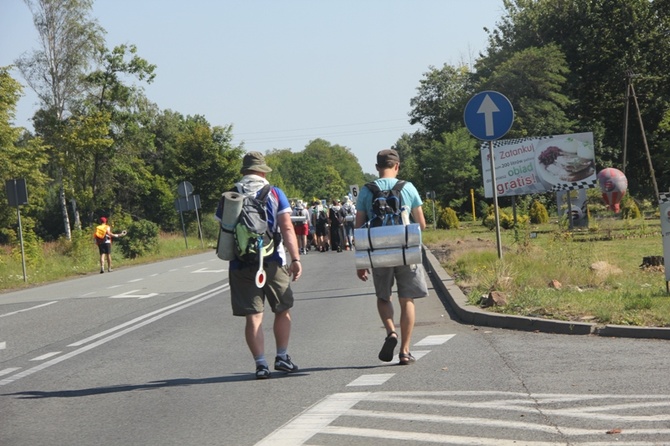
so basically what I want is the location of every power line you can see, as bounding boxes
[236,125,416,145]
[232,118,411,136]
[232,119,417,147]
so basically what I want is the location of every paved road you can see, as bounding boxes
[1,249,669,445]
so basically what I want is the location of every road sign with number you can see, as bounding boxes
[350,185,359,200]
[464,91,514,141]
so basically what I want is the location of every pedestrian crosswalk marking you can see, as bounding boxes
[346,374,395,387]
[413,334,455,346]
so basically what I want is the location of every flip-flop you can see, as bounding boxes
[378,332,398,362]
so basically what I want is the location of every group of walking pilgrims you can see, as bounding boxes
[290,197,356,255]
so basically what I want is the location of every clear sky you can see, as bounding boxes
[1,0,504,172]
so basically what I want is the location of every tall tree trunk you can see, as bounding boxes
[60,184,72,240]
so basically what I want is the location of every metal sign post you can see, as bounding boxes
[5,179,29,282]
[464,91,515,259]
[175,181,204,248]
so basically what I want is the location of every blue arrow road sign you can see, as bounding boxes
[463,91,514,141]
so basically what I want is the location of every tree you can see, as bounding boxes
[79,44,157,224]
[478,44,575,138]
[0,67,50,241]
[408,64,474,139]
[419,128,481,211]
[478,0,670,198]
[16,0,104,239]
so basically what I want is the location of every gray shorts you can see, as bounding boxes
[372,264,429,301]
[229,262,294,316]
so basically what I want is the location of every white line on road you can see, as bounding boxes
[255,392,369,446]
[70,283,229,347]
[409,350,431,360]
[0,368,20,377]
[320,425,564,445]
[31,352,61,361]
[346,374,395,387]
[0,342,5,350]
[109,289,158,299]
[192,268,227,273]
[127,278,143,283]
[0,284,229,387]
[414,334,455,346]
[0,301,58,318]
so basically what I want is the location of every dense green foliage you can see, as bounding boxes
[437,207,460,230]
[3,0,670,267]
[117,219,160,259]
[529,200,549,224]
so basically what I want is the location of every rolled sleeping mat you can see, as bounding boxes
[354,245,422,269]
[216,191,244,260]
[354,223,421,251]
[291,215,307,224]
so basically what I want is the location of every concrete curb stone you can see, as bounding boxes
[423,246,670,340]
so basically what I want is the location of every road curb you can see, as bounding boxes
[423,247,670,340]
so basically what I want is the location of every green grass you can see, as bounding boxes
[423,217,670,327]
[0,231,213,292]
[3,218,669,327]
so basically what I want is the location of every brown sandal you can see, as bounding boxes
[398,352,416,365]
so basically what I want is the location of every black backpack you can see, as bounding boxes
[364,180,406,227]
[317,208,328,224]
[233,184,275,264]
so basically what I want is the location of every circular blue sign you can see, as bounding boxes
[463,91,514,141]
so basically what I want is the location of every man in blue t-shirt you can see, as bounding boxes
[355,149,429,366]
[215,151,302,379]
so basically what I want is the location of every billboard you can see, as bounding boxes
[481,132,596,198]
[660,193,670,282]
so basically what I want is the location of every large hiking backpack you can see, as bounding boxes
[94,224,108,243]
[233,184,276,264]
[364,180,407,227]
[342,202,355,222]
[316,207,328,224]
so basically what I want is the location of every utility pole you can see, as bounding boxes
[622,70,660,200]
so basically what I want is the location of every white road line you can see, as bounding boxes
[0,284,228,387]
[0,301,58,318]
[255,392,369,446]
[31,352,61,361]
[0,341,5,350]
[69,283,229,347]
[109,289,158,299]
[320,425,565,445]
[346,374,395,387]
[387,349,432,364]
[0,368,20,377]
[409,350,430,360]
[127,278,143,283]
[261,391,670,445]
[414,334,455,346]
[192,268,227,273]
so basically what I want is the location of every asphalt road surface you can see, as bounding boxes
[1,248,670,445]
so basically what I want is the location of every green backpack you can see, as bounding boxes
[233,184,276,263]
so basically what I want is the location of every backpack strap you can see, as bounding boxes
[392,180,406,195]
[256,184,273,202]
[364,180,406,197]
[364,181,380,195]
